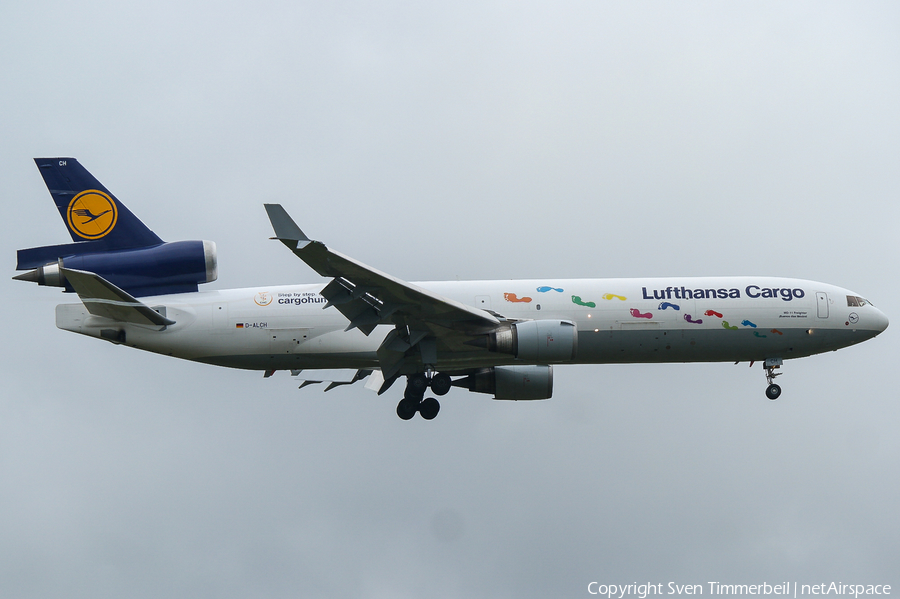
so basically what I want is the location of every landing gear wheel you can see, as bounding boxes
[407,374,429,395]
[430,373,452,396]
[420,397,440,420]
[762,360,784,401]
[396,399,417,420]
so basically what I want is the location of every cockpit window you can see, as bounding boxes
[847,295,872,307]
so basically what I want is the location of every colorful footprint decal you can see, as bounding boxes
[602,293,627,301]
[704,310,723,318]
[771,329,784,335]
[504,292,532,303]
[722,321,739,330]
[658,302,680,311]
[684,314,703,324]
[753,331,767,338]
[630,308,653,319]
[572,295,596,308]
[741,320,757,328]
[537,286,564,293]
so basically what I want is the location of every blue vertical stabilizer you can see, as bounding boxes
[33,158,163,249]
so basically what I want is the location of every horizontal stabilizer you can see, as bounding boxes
[60,267,175,327]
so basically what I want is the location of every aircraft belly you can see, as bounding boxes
[575,327,878,364]
[188,326,386,371]
[196,352,381,371]
[118,320,881,371]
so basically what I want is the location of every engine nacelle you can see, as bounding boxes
[454,365,553,400]
[19,240,217,297]
[486,319,577,362]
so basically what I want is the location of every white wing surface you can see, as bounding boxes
[264,204,504,383]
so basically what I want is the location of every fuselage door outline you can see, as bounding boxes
[816,292,829,319]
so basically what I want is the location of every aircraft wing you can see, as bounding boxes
[60,267,175,328]
[265,204,501,336]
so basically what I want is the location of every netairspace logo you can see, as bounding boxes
[587,583,891,598]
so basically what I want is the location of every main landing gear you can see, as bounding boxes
[763,358,783,400]
[396,372,452,420]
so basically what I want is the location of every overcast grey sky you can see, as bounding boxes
[2,1,899,597]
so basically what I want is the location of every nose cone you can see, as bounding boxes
[872,307,889,334]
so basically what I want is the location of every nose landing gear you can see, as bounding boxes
[763,358,783,400]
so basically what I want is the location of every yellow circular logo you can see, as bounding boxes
[254,292,273,306]
[67,190,118,239]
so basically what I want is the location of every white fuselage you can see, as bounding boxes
[56,276,888,373]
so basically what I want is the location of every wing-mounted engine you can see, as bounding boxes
[454,365,554,400]
[15,240,217,297]
[478,319,578,362]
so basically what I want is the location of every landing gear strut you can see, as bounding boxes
[763,358,783,400]
[395,373,447,420]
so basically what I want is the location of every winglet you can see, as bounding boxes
[264,204,310,250]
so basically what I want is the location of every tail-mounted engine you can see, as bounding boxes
[454,365,554,400]
[15,240,217,297]
[482,319,578,363]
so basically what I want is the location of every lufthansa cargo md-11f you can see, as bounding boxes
[15,159,888,420]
